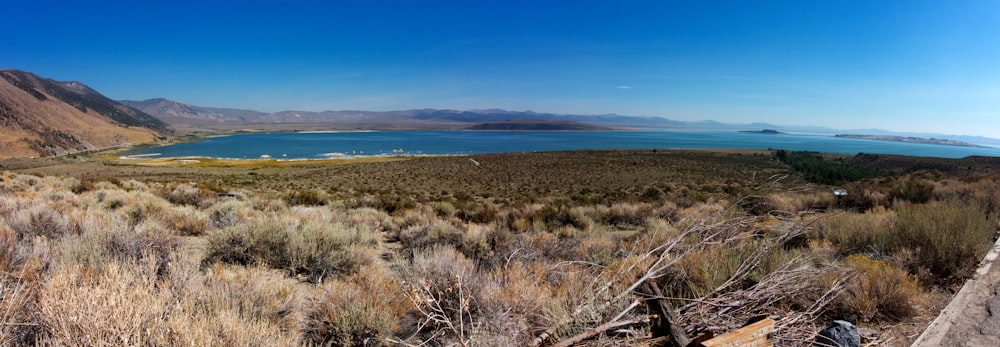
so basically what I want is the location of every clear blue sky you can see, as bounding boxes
[3,1,999,137]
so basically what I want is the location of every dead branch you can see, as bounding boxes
[641,281,691,347]
[551,314,657,347]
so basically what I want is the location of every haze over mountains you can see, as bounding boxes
[119,98,685,132]
[2,69,999,160]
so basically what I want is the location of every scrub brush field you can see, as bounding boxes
[1,149,998,346]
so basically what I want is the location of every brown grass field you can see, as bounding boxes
[1,149,998,346]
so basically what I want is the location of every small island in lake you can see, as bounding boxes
[835,134,987,148]
[465,119,611,131]
[739,129,785,134]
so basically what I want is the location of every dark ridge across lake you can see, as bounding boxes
[119,130,1000,160]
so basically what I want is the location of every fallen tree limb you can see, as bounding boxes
[642,281,691,347]
[551,315,657,347]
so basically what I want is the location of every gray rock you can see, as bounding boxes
[815,320,860,347]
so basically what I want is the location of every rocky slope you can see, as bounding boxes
[0,69,167,158]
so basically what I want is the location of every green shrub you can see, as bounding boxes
[775,150,890,185]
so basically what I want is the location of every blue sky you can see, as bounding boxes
[3,1,999,138]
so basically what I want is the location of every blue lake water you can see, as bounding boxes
[120,130,1000,160]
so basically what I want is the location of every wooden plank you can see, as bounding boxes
[699,318,775,347]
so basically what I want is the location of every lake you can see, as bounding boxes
[120,130,1000,160]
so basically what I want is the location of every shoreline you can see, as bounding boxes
[834,134,990,148]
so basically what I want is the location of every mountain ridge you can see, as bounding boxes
[126,97,1000,146]
[0,69,167,158]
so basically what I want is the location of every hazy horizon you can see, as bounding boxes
[3,1,998,138]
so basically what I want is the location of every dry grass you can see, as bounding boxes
[2,150,998,346]
[815,200,997,285]
[38,256,171,346]
[832,255,922,323]
[895,201,997,283]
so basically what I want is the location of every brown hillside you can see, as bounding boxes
[0,70,166,158]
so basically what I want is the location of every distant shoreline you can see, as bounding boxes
[835,134,988,148]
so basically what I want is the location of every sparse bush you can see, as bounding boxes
[600,202,655,227]
[0,221,41,345]
[764,191,833,213]
[571,235,617,265]
[201,224,253,266]
[38,256,172,346]
[304,266,404,346]
[841,181,891,211]
[392,205,437,232]
[162,182,212,207]
[833,255,921,322]
[0,273,32,346]
[252,197,288,213]
[209,199,248,229]
[816,210,896,256]
[285,188,329,206]
[456,200,500,224]
[475,262,552,345]
[891,176,935,204]
[395,245,481,344]
[896,201,996,283]
[933,175,1000,213]
[103,221,180,277]
[205,215,378,281]
[164,205,209,236]
[6,204,70,240]
[164,263,302,345]
[399,221,464,251]
[430,201,457,217]
[5,151,994,345]
[197,263,301,331]
[288,219,378,281]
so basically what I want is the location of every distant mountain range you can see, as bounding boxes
[123,97,1000,147]
[0,69,167,159]
[119,98,689,132]
[2,68,997,160]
